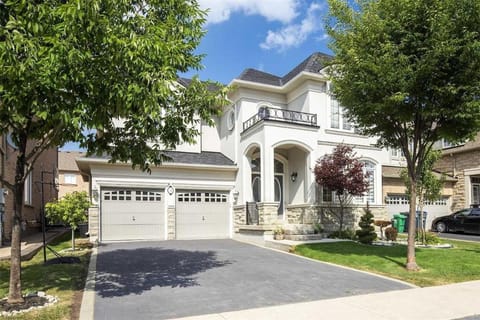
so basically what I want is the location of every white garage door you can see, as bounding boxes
[386,194,451,230]
[176,191,230,240]
[101,188,165,241]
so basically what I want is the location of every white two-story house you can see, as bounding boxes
[77,52,453,243]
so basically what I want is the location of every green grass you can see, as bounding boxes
[294,240,480,287]
[0,232,91,319]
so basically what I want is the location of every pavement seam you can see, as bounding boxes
[79,245,98,320]
[232,238,418,289]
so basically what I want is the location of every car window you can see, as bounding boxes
[457,209,471,216]
[471,209,480,216]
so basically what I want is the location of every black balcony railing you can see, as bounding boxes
[242,107,318,132]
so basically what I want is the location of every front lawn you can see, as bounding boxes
[294,240,480,287]
[0,232,91,319]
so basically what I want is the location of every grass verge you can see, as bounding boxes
[294,239,480,287]
[0,232,92,319]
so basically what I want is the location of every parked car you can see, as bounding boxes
[432,208,480,234]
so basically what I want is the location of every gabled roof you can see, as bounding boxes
[59,151,85,171]
[236,52,332,86]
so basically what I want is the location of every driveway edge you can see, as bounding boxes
[232,238,418,289]
[79,245,98,320]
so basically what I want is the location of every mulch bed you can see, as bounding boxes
[0,296,48,313]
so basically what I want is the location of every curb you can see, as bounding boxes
[79,245,98,320]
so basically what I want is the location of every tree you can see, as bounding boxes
[45,191,90,251]
[356,204,377,244]
[314,144,369,231]
[0,0,228,303]
[327,0,480,270]
[401,150,445,245]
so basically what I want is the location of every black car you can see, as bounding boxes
[432,208,480,234]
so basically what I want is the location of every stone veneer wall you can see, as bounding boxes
[436,149,480,212]
[88,206,99,243]
[257,202,279,225]
[167,205,175,240]
[286,204,389,232]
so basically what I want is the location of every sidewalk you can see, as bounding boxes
[0,228,67,261]
[171,280,480,320]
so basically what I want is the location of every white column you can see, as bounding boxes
[263,147,275,202]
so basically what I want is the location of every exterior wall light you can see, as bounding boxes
[291,172,298,182]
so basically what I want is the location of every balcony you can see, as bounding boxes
[242,107,318,133]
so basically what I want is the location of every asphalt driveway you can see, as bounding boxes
[93,240,412,320]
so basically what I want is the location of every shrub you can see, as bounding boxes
[356,206,377,244]
[385,227,398,241]
[328,228,357,240]
[313,222,324,234]
[416,231,440,245]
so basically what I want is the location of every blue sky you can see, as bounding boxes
[61,0,331,151]
[184,0,332,84]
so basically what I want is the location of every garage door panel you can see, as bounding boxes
[101,188,165,241]
[176,191,229,240]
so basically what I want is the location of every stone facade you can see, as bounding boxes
[435,133,480,212]
[88,206,99,243]
[233,204,246,230]
[286,204,320,224]
[257,202,279,225]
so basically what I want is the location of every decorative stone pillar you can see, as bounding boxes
[257,202,279,225]
[88,205,99,243]
[233,204,247,231]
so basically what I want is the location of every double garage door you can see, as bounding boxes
[101,188,229,241]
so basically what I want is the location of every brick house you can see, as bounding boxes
[58,151,90,199]
[0,135,58,245]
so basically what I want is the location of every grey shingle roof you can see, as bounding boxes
[236,52,332,86]
[81,151,235,167]
[161,151,235,166]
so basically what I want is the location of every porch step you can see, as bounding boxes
[284,234,324,241]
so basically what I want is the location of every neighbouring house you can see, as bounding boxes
[58,151,90,199]
[434,133,480,212]
[0,135,58,245]
[76,52,456,243]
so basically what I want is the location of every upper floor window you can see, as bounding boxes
[330,98,356,132]
[64,173,77,185]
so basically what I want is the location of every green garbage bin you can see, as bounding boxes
[393,214,406,233]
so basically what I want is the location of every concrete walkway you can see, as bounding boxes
[0,228,67,261]
[172,280,480,320]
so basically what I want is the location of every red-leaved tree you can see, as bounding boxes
[314,145,369,231]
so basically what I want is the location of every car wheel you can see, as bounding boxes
[436,221,447,233]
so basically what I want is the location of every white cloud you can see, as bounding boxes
[198,0,300,24]
[260,2,325,52]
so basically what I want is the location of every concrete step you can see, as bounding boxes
[284,234,324,241]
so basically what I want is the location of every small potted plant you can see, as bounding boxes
[273,226,285,240]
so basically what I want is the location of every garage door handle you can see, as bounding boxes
[132,216,136,221]
[202,216,205,221]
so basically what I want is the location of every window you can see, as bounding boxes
[322,186,334,202]
[24,171,32,205]
[330,97,356,132]
[64,173,77,185]
[355,161,375,204]
[227,109,235,131]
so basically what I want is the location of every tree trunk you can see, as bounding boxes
[8,152,27,303]
[406,179,419,271]
[338,194,344,231]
